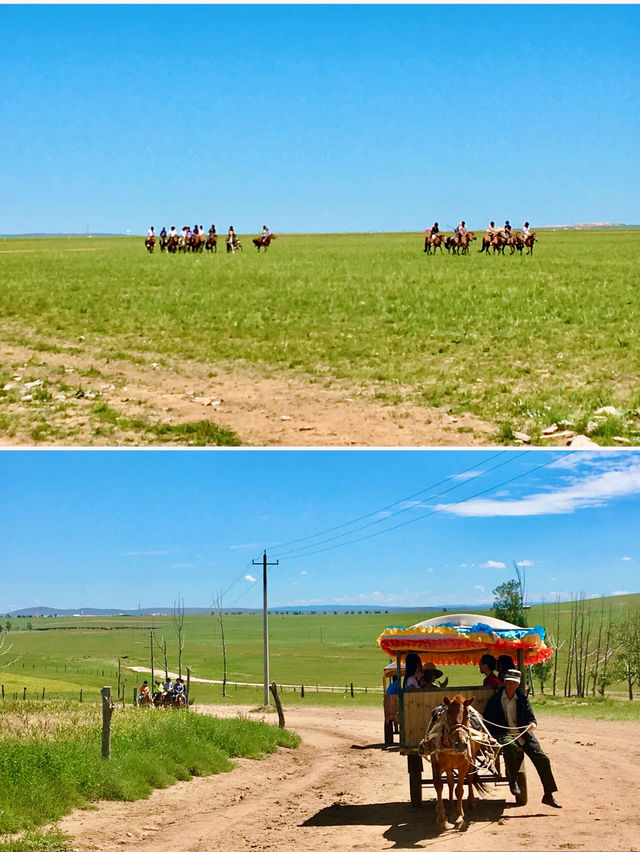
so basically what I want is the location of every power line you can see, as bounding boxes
[276,452,568,563]
[269,450,509,555]
[271,451,526,560]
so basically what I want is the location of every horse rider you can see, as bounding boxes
[138,680,150,704]
[486,221,497,237]
[260,225,270,244]
[169,226,177,239]
[160,227,167,239]
[504,220,512,239]
[147,226,155,239]
[173,678,187,705]
[456,221,467,239]
[227,226,237,252]
[483,668,562,808]
[522,221,531,240]
[209,224,217,237]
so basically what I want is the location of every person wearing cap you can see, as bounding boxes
[483,668,561,808]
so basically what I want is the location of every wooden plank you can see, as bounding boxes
[401,686,494,750]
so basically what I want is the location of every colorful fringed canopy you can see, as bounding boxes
[377,613,553,666]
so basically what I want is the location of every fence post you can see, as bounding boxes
[301,684,305,698]
[42,687,46,700]
[79,689,83,703]
[1,685,4,700]
[22,687,27,700]
[101,686,114,759]
[186,666,191,708]
[133,687,137,706]
[350,682,354,698]
[269,682,285,728]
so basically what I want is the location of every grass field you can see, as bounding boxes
[1,230,639,444]
[0,699,298,836]
[3,594,639,711]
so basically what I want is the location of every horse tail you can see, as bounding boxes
[467,767,489,797]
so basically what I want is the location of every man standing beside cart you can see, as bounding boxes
[483,668,562,808]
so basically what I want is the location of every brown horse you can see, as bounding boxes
[144,235,155,254]
[253,233,277,251]
[205,234,217,253]
[425,233,446,255]
[420,695,485,829]
[523,232,537,254]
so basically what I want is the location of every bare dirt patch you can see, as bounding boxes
[59,704,640,851]
[0,329,494,446]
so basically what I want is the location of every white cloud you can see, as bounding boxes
[300,570,308,575]
[516,560,534,567]
[474,585,485,592]
[450,471,483,481]
[437,461,640,517]
[622,556,632,561]
[428,567,434,573]
[611,590,629,596]
[244,574,257,583]
[480,560,506,569]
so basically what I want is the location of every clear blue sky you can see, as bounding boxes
[1,4,638,234]
[1,449,639,612]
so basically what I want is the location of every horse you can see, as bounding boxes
[419,695,487,829]
[191,232,206,253]
[159,234,168,253]
[173,692,187,709]
[138,692,153,708]
[206,234,217,253]
[167,234,180,254]
[253,233,277,251]
[144,235,155,254]
[523,232,537,254]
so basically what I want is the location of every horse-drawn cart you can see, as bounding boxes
[377,613,554,812]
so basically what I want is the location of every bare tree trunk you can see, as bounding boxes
[173,596,186,679]
[552,597,561,697]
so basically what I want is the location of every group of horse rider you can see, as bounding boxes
[137,676,187,707]
[145,224,271,253]
[389,652,561,809]
[424,219,534,254]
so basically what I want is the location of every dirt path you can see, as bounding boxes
[59,704,640,851]
[0,329,494,446]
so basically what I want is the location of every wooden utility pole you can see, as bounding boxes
[252,551,279,707]
[150,628,155,689]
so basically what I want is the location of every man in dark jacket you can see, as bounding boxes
[483,668,561,808]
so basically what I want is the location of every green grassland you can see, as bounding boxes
[0,700,298,836]
[3,593,640,714]
[1,230,639,444]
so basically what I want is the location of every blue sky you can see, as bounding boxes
[1,4,638,234]
[1,449,639,612]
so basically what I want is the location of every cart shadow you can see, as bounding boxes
[302,799,506,847]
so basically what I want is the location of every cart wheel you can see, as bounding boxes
[408,754,423,808]
[515,769,528,806]
[384,720,394,746]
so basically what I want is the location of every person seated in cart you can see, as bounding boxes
[479,653,503,687]
[483,669,562,808]
[386,674,399,694]
[420,662,448,689]
[403,653,423,690]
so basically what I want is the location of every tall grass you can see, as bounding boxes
[0,701,298,834]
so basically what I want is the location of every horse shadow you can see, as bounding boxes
[302,798,507,848]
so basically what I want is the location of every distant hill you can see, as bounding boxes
[4,603,490,618]
[0,233,124,238]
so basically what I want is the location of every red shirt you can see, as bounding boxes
[483,674,502,687]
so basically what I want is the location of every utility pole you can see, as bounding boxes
[253,550,279,706]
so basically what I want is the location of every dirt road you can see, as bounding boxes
[0,332,493,446]
[59,704,640,851]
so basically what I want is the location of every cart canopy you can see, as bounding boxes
[377,612,552,666]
